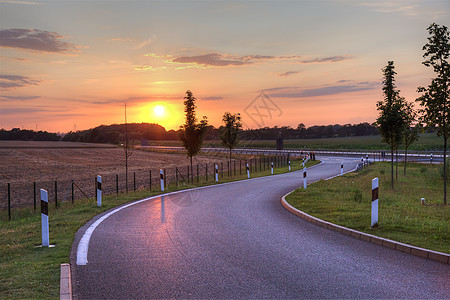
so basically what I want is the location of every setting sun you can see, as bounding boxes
[154,105,165,117]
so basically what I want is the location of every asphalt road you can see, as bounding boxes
[71,156,449,299]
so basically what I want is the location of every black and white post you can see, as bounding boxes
[160,169,164,192]
[271,162,274,174]
[288,161,291,171]
[371,178,379,227]
[341,161,344,176]
[96,175,102,207]
[303,167,307,189]
[246,163,250,179]
[40,189,49,247]
[430,153,433,164]
[215,164,219,182]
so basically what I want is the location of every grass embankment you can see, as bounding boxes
[0,157,318,299]
[286,162,449,253]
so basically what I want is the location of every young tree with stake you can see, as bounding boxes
[179,90,208,182]
[377,61,407,189]
[219,112,242,174]
[416,23,450,205]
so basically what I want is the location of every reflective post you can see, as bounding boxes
[160,169,164,192]
[371,178,379,227]
[303,167,307,189]
[41,189,49,247]
[96,175,102,207]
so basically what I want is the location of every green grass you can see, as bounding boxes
[0,157,318,299]
[147,133,445,151]
[286,162,449,253]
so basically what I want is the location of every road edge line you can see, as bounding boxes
[280,192,449,265]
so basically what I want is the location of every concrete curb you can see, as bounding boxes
[60,263,72,300]
[281,191,450,265]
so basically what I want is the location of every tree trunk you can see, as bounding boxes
[190,156,193,184]
[404,146,408,175]
[391,147,394,189]
[229,148,232,175]
[444,137,447,205]
[395,148,398,182]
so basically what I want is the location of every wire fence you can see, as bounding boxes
[2,154,299,221]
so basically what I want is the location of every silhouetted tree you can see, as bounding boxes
[417,23,450,205]
[377,61,407,189]
[219,112,242,172]
[179,90,208,183]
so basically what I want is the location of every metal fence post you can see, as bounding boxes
[34,181,37,212]
[55,180,58,208]
[8,183,11,221]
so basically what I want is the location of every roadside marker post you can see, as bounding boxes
[288,161,291,171]
[40,189,49,247]
[430,153,433,164]
[271,162,274,174]
[303,167,307,189]
[160,169,164,192]
[371,178,379,227]
[215,164,219,182]
[341,162,344,176]
[246,163,250,179]
[96,175,102,207]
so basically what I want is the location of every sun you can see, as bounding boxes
[153,105,165,117]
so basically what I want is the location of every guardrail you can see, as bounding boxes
[137,146,444,161]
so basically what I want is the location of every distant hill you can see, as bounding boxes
[62,123,178,144]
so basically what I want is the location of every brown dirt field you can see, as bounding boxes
[0,142,241,210]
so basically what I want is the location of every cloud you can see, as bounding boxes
[264,81,378,98]
[202,96,223,101]
[111,37,134,42]
[0,95,40,101]
[0,75,40,90]
[167,52,351,68]
[0,56,30,62]
[171,53,252,67]
[278,71,300,77]
[132,65,167,71]
[0,28,78,53]
[0,0,39,4]
[134,37,153,50]
[299,56,351,63]
[357,1,419,16]
[0,107,47,115]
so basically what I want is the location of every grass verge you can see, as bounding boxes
[0,158,319,298]
[286,162,449,254]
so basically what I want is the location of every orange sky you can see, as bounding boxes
[0,0,449,133]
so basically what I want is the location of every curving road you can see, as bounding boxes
[71,156,449,299]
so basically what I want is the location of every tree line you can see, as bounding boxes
[0,128,59,141]
[1,122,389,143]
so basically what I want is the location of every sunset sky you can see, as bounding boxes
[1,0,449,133]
